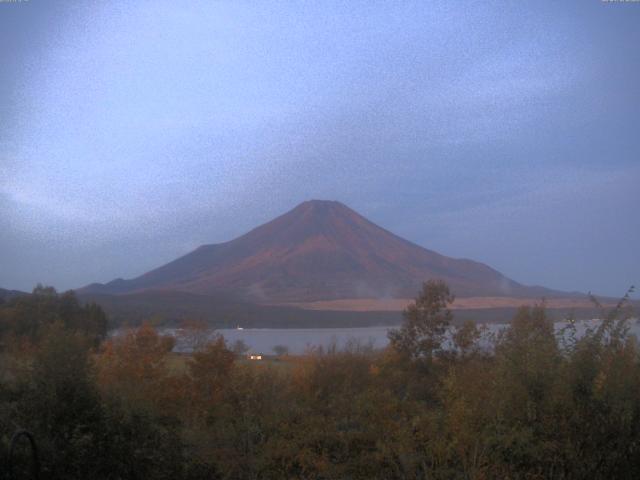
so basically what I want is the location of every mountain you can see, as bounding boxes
[81,200,567,303]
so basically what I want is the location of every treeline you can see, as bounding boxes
[0,282,639,479]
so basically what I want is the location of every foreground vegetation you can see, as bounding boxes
[0,282,638,479]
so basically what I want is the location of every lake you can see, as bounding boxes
[158,318,640,355]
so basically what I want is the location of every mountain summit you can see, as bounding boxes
[81,200,558,302]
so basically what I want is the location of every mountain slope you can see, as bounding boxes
[81,200,564,302]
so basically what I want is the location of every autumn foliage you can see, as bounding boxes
[1,283,639,479]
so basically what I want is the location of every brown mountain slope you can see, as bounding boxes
[80,200,570,302]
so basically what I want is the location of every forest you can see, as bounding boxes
[0,282,638,479]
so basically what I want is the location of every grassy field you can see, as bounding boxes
[165,351,297,374]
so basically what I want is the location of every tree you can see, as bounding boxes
[452,320,483,358]
[231,339,250,356]
[188,336,236,411]
[0,285,107,344]
[96,324,175,412]
[388,279,454,361]
[18,321,103,478]
[177,319,211,353]
[272,345,289,357]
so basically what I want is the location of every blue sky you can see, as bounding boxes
[1,0,638,297]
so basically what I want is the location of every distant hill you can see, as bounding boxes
[0,288,29,302]
[81,200,573,303]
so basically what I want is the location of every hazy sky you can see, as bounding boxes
[1,1,638,297]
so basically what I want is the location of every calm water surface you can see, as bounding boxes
[154,319,640,355]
